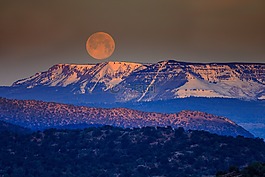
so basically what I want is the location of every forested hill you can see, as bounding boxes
[0,97,253,137]
[0,125,264,177]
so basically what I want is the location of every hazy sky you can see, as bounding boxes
[0,0,264,85]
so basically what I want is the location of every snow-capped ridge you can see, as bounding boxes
[10,60,265,100]
[12,61,142,89]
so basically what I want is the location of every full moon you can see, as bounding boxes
[86,32,115,60]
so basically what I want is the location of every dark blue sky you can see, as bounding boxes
[0,0,264,85]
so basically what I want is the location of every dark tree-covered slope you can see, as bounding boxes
[217,162,265,177]
[0,126,264,177]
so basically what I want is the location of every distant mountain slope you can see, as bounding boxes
[0,126,264,176]
[3,60,264,102]
[0,97,253,137]
[84,98,265,138]
[0,120,31,134]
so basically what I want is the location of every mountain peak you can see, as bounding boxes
[8,60,265,100]
[12,61,144,93]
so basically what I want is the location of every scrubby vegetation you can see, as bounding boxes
[217,162,265,177]
[0,126,264,177]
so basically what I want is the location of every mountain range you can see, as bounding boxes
[0,60,264,138]
[1,60,264,103]
[0,97,253,138]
